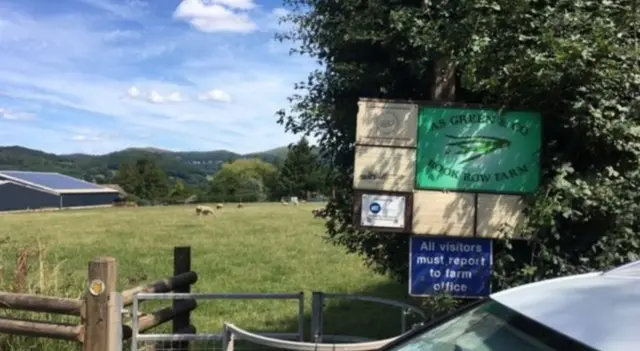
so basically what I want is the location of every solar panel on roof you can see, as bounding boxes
[0,171,106,190]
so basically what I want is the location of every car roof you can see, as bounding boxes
[490,260,640,351]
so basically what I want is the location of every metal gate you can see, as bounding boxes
[128,291,426,351]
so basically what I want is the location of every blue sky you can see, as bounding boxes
[0,0,317,154]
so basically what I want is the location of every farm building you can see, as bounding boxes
[0,171,120,212]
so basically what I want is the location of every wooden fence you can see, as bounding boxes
[0,246,198,351]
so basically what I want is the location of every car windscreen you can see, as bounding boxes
[385,299,596,351]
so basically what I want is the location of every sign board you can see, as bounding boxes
[412,191,475,237]
[356,99,418,147]
[476,194,526,238]
[353,146,416,192]
[415,107,541,194]
[409,236,492,298]
[353,191,413,232]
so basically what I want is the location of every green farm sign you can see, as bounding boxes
[415,107,542,194]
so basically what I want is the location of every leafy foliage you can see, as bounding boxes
[114,157,170,202]
[277,0,640,294]
[206,138,330,202]
[275,137,327,199]
[208,158,279,202]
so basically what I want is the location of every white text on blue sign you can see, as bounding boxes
[409,237,492,298]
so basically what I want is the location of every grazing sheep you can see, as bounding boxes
[237,203,244,208]
[195,205,203,215]
[216,203,224,209]
[281,201,289,206]
[200,206,215,216]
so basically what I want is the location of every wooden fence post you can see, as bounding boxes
[83,257,118,351]
[171,246,194,351]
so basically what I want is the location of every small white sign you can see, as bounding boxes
[361,194,406,228]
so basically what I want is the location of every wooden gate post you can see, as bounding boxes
[171,246,194,351]
[83,257,118,351]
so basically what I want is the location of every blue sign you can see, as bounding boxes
[409,237,493,298]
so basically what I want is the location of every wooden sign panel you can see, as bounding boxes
[353,146,416,192]
[353,190,413,233]
[356,99,418,147]
[476,194,526,239]
[412,191,475,237]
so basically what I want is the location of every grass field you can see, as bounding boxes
[0,203,416,350]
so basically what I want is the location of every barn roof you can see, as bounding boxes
[0,171,119,196]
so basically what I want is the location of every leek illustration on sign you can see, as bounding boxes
[415,107,542,193]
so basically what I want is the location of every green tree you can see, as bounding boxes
[114,157,170,202]
[168,179,189,203]
[276,137,325,199]
[209,159,278,202]
[277,0,640,294]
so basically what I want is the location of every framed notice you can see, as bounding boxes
[356,99,419,148]
[353,190,413,233]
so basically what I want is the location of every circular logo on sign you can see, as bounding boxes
[376,113,399,134]
[369,202,382,214]
[88,279,105,296]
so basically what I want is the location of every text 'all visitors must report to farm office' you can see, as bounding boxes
[410,236,493,298]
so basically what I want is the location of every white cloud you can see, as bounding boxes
[0,108,35,121]
[148,90,165,104]
[126,87,190,104]
[173,0,257,33]
[127,86,141,98]
[167,92,185,102]
[271,8,289,17]
[198,89,231,102]
[72,135,102,142]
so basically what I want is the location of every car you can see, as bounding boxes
[380,260,640,351]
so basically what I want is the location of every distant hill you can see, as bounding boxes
[0,145,290,188]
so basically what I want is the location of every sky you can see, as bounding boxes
[0,0,317,155]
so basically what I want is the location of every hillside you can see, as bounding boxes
[0,145,289,187]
